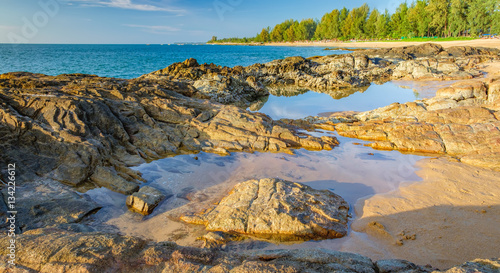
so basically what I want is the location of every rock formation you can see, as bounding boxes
[143,43,499,105]
[0,72,337,195]
[1,228,498,272]
[181,178,349,240]
[302,77,500,171]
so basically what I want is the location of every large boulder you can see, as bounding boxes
[181,178,349,240]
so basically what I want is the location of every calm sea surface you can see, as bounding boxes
[0,44,345,78]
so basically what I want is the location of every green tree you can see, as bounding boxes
[342,9,355,39]
[284,21,299,42]
[448,0,468,36]
[390,3,411,38]
[327,10,342,39]
[492,0,500,34]
[355,4,370,38]
[467,0,490,35]
[339,7,349,39]
[259,27,270,42]
[412,0,431,37]
[342,4,370,39]
[314,12,330,39]
[375,9,390,38]
[365,8,380,38]
[270,19,294,41]
[213,1,497,43]
[314,9,342,40]
[426,0,449,36]
[296,18,317,40]
[486,0,499,35]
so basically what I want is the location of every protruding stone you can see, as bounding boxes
[90,166,139,195]
[376,259,420,273]
[126,186,171,215]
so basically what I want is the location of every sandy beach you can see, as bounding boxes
[344,157,500,269]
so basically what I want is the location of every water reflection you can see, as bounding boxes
[253,82,425,120]
[84,79,433,250]
[130,132,424,207]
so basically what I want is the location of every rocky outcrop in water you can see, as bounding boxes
[181,178,349,240]
[0,177,101,234]
[143,44,499,104]
[126,186,171,215]
[302,77,500,170]
[1,228,498,273]
[0,72,337,195]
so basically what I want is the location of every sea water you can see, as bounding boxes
[0,44,347,78]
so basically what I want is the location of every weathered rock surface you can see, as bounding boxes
[440,258,500,273]
[181,178,349,240]
[376,259,423,273]
[126,186,172,215]
[303,77,500,171]
[1,228,498,273]
[1,178,101,233]
[0,72,337,195]
[144,44,499,104]
[197,231,240,249]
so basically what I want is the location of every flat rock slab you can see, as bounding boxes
[181,178,349,240]
[126,186,171,215]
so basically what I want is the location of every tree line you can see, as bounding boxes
[208,0,499,43]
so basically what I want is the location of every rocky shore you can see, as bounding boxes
[297,77,500,170]
[2,228,499,272]
[143,43,499,103]
[0,43,499,272]
[0,229,500,273]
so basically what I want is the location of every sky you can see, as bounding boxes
[0,0,408,44]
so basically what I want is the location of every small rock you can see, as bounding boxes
[126,186,171,215]
[176,187,195,200]
[197,231,239,248]
[376,259,419,273]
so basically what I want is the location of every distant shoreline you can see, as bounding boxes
[209,39,500,50]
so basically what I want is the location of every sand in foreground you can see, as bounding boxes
[342,157,500,269]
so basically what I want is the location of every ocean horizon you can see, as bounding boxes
[0,44,348,79]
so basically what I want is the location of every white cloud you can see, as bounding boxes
[124,24,181,33]
[67,0,185,13]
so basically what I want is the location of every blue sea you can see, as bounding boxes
[0,44,343,79]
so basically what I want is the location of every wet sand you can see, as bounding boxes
[346,158,500,269]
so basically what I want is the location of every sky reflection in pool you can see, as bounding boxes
[255,82,422,120]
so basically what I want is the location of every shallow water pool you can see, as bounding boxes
[253,81,437,120]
